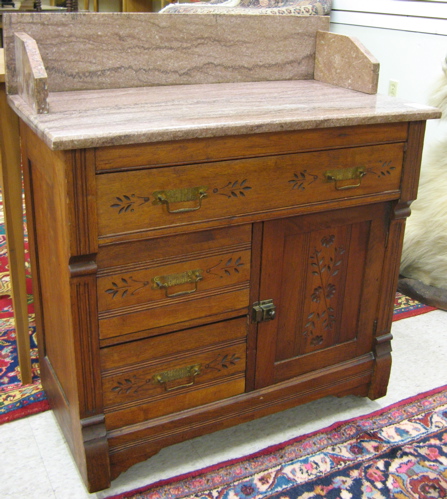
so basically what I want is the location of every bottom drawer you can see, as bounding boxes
[101,318,247,429]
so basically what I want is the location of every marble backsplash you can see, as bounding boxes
[3,13,329,95]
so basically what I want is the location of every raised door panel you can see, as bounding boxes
[255,203,389,389]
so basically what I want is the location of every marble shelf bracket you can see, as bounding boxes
[14,32,49,114]
[314,31,379,95]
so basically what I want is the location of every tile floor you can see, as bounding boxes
[1,309,446,498]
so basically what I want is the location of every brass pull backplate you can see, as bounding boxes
[153,364,201,391]
[325,166,366,190]
[153,186,208,213]
[152,269,203,298]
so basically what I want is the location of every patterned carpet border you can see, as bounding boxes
[0,383,49,425]
[393,292,437,321]
[107,385,447,499]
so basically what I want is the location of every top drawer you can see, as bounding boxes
[96,143,404,239]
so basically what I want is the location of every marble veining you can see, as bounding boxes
[315,30,379,94]
[3,13,329,94]
[15,32,49,114]
[8,79,441,151]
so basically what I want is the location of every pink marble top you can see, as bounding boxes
[8,79,441,151]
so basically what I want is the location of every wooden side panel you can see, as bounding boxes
[21,124,76,407]
[20,125,110,491]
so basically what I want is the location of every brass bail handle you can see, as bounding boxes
[152,269,203,298]
[153,364,201,392]
[153,186,208,214]
[325,166,366,190]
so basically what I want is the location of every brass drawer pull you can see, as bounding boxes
[153,364,201,392]
[153,186,208,213]
[152,269,203,298]
[325,166,366,190]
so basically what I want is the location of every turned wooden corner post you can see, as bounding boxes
[68,148,110,492]
[368,121,427,400]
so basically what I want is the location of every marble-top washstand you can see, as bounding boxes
[2,13,441,150]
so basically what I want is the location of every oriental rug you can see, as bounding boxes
[393,292,438,321]
[0,193,50,424]
[108,385,447,499]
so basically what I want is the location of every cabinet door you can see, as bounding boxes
[255,203,389,389]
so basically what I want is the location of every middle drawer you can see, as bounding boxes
[97,225,251,342]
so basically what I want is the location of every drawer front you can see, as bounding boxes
[97,226,251,340]
[95,123,409,171]
[96,143,404,238]
[101,319,247,429]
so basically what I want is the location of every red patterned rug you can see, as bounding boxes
[393,292,437,321]
[0,194,49,424]
[108,385,447,499]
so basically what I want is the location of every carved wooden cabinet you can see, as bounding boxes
[20,118,428,492]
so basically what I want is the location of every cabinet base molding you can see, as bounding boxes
[107,354,375,481]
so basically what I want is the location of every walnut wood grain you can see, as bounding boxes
[20,124,110,491]
[255,204,388,389]
[400,121,427,203]
[95,124,408,172]
[19,117,429,493]
[97,143,404,240]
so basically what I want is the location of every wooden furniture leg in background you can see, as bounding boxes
[0,49,32,385]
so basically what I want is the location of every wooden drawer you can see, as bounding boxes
[101,318,247,430]
[96,143,404,238]
[95,123,409,172]
[97,225,251,341]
